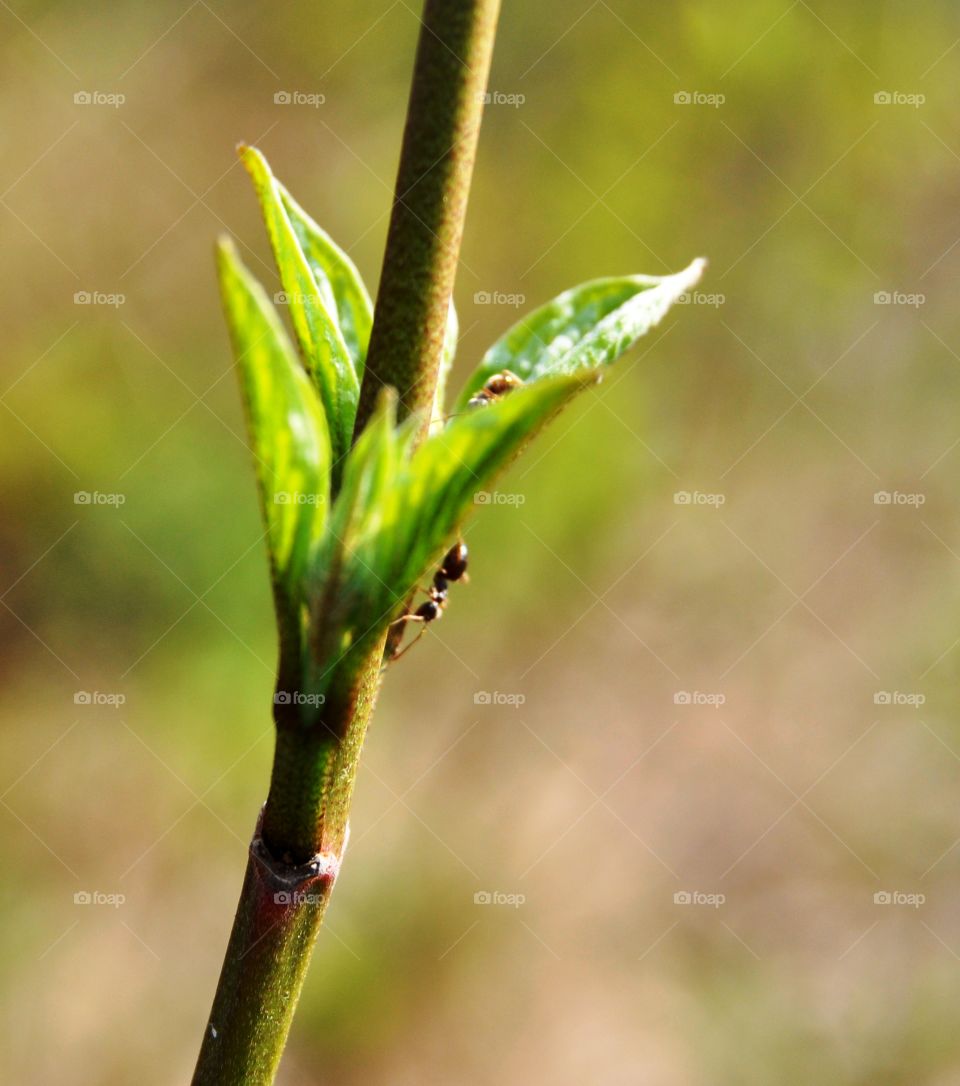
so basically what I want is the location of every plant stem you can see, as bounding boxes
[191,642,383,1085]
[353,0,502,439]
[262,647,382,864]
[193,2,500,1082]
[191,810,341,1085]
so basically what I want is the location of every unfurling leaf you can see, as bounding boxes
[221,145,704,712]
[239,144,359,466]
[216,237,331,640]
[298,255,706,693]
[304,371,597,685]
[277,182,373,376]
[454,257,705,412]
[375,371,596,603]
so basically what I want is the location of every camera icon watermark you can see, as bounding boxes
[274,492,324,505]
[474,690,526,707]
[873,690,925,707]
[74,291,126,308]
[274,290,323,306]
[274,90,326,107]
[74,490,126,507]
[74,691,126,707]
[473,290,526,308]
[73,90,125,108]
[73,890,126,907]
[873,290,925,308]
[873,890,924,908]
[673,690,725,708]
[673,91,725,108]
[477,90,525,108]
[474,490,525,506]
[873,490,925,507]
[273,691,326,707]
[473,889,525,907]
[273,891,324,906]
[873,91,925,108]
[673,490,726,507]
[673,890,725,908]
[676,291,726,308]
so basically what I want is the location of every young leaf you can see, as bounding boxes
[239,144,359,464]
[316,371,598,661]
[216,237,331,621]
[304,391,403,693]
[277,181,373,375]
[325,389,399,557]
[454,257,705,411]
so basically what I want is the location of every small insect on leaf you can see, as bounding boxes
[388,542,469,662]
[439,541,469,581]
[467,370,524,409]
[455,258,705,412]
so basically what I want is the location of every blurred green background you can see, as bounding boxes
[4,1,960,1082]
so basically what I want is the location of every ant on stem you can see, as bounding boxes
[389,542,468,661]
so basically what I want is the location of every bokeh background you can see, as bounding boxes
[4,1,960,1082]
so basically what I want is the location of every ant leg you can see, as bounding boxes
[391,582,438,614]
[389,618,428,662]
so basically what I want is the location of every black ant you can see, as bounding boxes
[388,376,521,662]
[389,541,469,661]
[436,370,524,429]
[467,369,524,409]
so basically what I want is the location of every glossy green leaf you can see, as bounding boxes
[216,237,331,625]
[277,181,373,375]
[305,245,707,676]
[325,389,399,559]
[239,144,359,464]
[454,257,705,411]
[308,371,597,671]
[303,391,403,691]
[384,372,596,594]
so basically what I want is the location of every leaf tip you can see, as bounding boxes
[215,234,239,271]
[238,143,270,182]
[679,256,707,290]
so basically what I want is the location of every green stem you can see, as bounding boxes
[353,0,502,439]
[191,641,383,1085]
[191,810,340,1085]
[263,639,386,864]
[192,2,500,1082]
